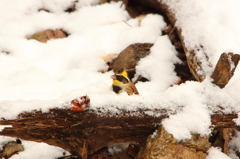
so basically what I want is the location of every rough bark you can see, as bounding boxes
[134,0,207,82]
[0,108,166,157]
[222,128,235,155]
[136,126,210,159]
[0,108,238,158]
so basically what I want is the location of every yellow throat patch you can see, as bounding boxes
[112,70,130,85]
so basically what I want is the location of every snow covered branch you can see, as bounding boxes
[132,0,240,87]
[0,108,238,158]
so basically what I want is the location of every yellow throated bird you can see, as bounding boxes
[111,69,139,95]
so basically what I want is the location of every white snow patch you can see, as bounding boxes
[151,130,158,139]
[229,131,240,159]
[0,125,12,131]
[233,113,240,126]
[11,140,70,159]
[0,136,70,159]
[207,147,231,159]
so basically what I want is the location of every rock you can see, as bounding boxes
[111,43,153,79]
[54,29,67,38]
[28,29,67,42]
[179,134,211,152]
[135,126,211,159]
[28,31,49,43]
[0,139,24,158]
[45,29,56,39]
[102,53,118,64]
[211,53,240,88]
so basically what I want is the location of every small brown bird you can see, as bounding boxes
[111,69,139,95]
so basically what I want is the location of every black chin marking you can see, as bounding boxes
[112,85,122,93]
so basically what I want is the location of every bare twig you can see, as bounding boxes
[168,25,176,36]
[123,20,132,27]
[134,75,142,84]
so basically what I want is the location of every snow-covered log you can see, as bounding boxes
[130,0,240,87]
[0,108,237,158]
[0,108,164,158]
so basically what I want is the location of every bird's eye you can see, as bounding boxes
[116,75,123,81]
[116,75,128,84]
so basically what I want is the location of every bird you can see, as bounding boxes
[111,68,139,95]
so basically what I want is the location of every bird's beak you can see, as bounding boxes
[111,75,116,79]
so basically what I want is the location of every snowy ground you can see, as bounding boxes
[0,0,240,158]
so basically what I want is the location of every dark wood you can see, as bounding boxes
[0,108,238,157]
[0,108,167,157]
[211,113,238,129]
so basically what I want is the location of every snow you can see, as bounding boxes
[234,113,240,126]
[0,125,12,131]
[0,0,239,158]
[163,0,240,77]
[0,136,70,159]
[229,131,240,159]
[207,147,231,159]
[108,143,129,156]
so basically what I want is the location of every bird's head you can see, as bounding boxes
[111,68,130,85]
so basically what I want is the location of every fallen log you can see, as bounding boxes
[0,108,166,157]
[0,108,238,158]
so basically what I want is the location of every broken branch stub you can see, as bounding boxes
[211,53,240,88]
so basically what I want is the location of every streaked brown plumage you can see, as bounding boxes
[124,81,139,95]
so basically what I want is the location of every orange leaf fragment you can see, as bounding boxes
[70,96,90,111]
